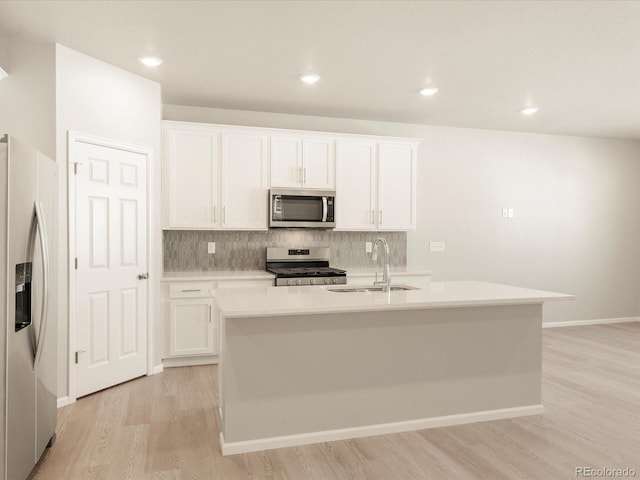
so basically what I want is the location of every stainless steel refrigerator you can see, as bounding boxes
[1,134,57,480]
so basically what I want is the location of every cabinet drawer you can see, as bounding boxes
[169,282,215,298]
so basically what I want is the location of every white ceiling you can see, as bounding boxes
[1,0,639,140]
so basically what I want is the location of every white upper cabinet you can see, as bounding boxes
[163,121,418,231]
[221,132,269,230]
[270,136,335,189]
[270,136,302,188]
[377,142,416,231]
[164,127,218,229]
[336,141,377,230]
[336,140,417,231]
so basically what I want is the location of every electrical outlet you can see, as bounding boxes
[429,241,445,252]
[502,208,508,218]
[207,242,216,254]
[508,208,514,218]
[365,242,373,253]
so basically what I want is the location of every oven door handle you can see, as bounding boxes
[322,196,328,222]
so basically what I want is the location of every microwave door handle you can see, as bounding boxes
[33,202,50,371]
[322,196,328,222]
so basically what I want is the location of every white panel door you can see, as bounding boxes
[302,139,335,189]
[335,141,377,230]
[270,136,302,187]
[75,141,148,398]
[165,128,218,228]
[221,132,269,230]
[377,143,416,230]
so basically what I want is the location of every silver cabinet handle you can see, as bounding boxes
[379,210,383,225]
[299,167,303,184]
[213,205,216,223]
[181,289,201,292]
[138,273,149,280]
[303,167,307,184]
[209,304,212,323]
[370,209,374,224]
[223,206,227,222]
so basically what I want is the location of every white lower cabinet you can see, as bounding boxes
[162,277,274,367]
[168,298,217,357]
[163,281,219,366]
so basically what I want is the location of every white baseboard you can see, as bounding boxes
[151,364,164,375]
[162,355,218,368]
[57,396,73,408]
[543,316,639,328]
[220,404,544,456]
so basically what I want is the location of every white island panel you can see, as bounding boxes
[215,281,573,455]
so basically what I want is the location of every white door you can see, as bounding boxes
[335,141,377,230]
[74,140,148,397]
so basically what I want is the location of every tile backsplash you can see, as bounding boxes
[163,230,407,271]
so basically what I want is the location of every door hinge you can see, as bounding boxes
[73,162,83,175]
[75,258,78,269]
[75,350,86,364]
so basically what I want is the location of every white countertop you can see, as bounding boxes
[341,267,433,277]
[213,279,574,318]
[162,267,431,282]
[162,270,274,282]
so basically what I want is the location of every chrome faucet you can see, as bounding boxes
[372,237,391,292]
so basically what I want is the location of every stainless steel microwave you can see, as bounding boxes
[269,189,336,228]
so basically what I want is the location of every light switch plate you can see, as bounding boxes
[207,242,216,254]
[430,241,445,252]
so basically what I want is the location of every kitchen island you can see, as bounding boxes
[213,279,573,455]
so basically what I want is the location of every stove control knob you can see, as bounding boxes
[295,279,302,286]
[332,278,339,284]
[324,278,331,285]
[288,279,295,286]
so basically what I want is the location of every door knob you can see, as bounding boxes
[138,273,149,280]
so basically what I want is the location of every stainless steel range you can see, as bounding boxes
[266,247,347,286]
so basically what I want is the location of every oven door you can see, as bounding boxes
[270,189,335,228]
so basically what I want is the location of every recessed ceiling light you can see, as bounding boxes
[138,56,163,67]
[300,74,320,85]
[419,87,439,96]
[521,106,539,115]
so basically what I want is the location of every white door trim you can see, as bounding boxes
[67,131,155,404]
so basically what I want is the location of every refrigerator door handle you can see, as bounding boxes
[32,201,50,370]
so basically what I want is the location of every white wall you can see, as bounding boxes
[0,35,56,156]
[164,104,640,324]
[56,45,162,399]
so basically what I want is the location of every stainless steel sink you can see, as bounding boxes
[326,285,420,293]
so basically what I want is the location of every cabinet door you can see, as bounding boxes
[270,136,302,187]
[221,132,269,230]
[377,143,416,230]
[164,128,218,228]
[302,139,335,189]
[335,141,377,230]
[168,298,216,356]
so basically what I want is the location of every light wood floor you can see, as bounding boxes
[29,322,640,480]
